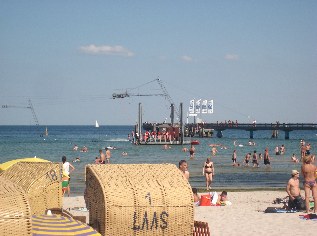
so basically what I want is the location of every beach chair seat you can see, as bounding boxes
[193,220,211,236]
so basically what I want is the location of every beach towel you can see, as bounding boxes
[71,207,89,212]
[264,207,297,213]
[299,213,317,220]
[211,192,218,205]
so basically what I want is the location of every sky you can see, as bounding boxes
[1,0,316,125]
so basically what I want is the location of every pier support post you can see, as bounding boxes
[216,130,223,138]
[285,131,290,140]
[250,130,254,139]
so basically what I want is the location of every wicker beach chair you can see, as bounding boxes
[0,176,32,235]
[0,162,62,215]
[85,163,194,236]
[193,220,211,236]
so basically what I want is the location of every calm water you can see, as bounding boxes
[0,125,316,195]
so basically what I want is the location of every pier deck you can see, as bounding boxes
[185,123,317,139]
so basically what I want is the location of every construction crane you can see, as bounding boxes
[112,78,180,119]
[1,99,40,126]
[112,90,164,99]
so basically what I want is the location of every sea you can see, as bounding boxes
[0,125,316,195]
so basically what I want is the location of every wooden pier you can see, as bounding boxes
[185,123,317,139]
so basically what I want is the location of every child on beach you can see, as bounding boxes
[62,172,70,197]
[95,157,101,164]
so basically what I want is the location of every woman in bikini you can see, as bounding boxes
[203,157,214,190]
[301,155,317,213]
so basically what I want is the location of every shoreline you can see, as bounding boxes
[63,190,317,235]
[196,187,286,193]
[68,187,288,197]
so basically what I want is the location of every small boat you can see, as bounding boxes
[95,120,99,128]
[191,140,200,145]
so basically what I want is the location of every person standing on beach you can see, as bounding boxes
[99,149,106,164]
[301,155,317,213]
[286,170,305,210]
[105,147,111,163]
[62,156,75,195]
[62,156,75,177]
[179,160,189,180]
[203,157,214,190]
[62,172,70,197]
[263,148,271,167]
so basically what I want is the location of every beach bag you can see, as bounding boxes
[288,196,305,210]
[200,194,211,206]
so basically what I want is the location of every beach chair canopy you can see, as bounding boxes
[0,157,50,171]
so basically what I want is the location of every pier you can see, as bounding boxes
[185,123,317,139]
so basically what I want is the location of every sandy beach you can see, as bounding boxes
[63,190,316,236]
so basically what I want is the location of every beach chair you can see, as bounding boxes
[0,162,62,214]
[0,176,32,235]
[85,163,194,236]
[193,220,211,236]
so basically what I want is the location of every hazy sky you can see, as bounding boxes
[1,1,316,125]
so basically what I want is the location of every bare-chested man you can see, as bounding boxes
[301,155,317,213]
[286,170,304,210]
[99,149,105,164]
[179,160,189,180]
[105,148,111,164]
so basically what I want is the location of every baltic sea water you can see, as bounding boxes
[0,125,316,195]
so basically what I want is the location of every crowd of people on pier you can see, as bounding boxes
[130,128,181,144]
